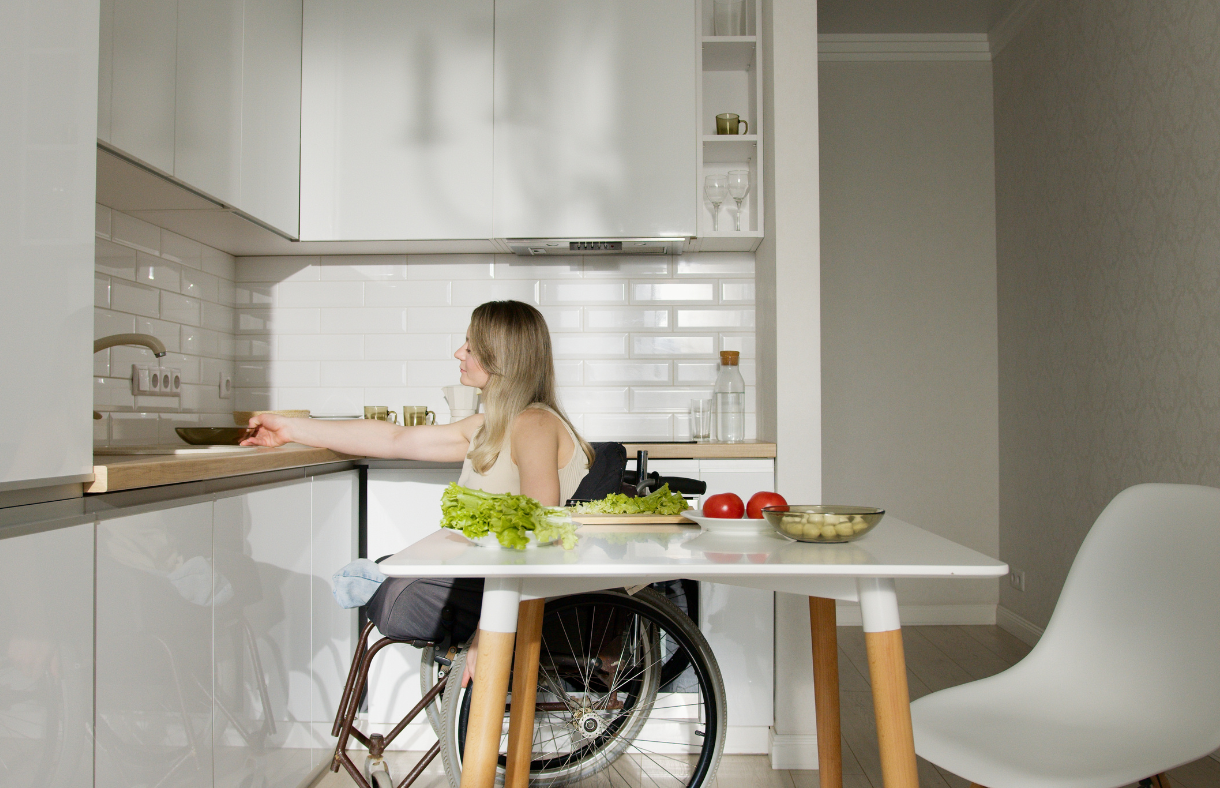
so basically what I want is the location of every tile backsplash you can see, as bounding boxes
[233,253,757,441]
[94,205,237,446]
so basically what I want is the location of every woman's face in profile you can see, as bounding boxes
[454,332,491,389]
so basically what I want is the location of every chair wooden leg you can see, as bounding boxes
[1153,774,1172,788]
[504,599,546,788]
[864,628,918,788]
[460,628,517,788]
[809,597,842,788]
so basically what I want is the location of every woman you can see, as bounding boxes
[241,300,593,676]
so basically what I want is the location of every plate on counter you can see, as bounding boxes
[683,509,772,535]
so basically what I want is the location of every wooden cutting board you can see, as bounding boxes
[569,513,694,524]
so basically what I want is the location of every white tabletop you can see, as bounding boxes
[378,517,1007,581]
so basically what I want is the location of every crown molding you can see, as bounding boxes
[988,0,1050,57]
[818,34,991,62]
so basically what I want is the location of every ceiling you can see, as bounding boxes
[818,0,1025,35]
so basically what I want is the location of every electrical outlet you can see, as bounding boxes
[219,372,233,399]
[1008,569,1026,592]
[131,364,181,396]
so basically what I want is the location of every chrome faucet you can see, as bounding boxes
[94,332,167,358]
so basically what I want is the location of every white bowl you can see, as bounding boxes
[683,509,773,535]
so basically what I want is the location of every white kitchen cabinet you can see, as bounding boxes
[108,0,178,173]
[0,519,95,788]
[300,0,494,241]
[96,501,215,788]
[492,0,698,239]
[213,481,314,788]
[0,0,96,491]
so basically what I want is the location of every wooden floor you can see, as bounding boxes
[313,624,1220,788]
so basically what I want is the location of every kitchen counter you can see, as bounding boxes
[89,441,777,494]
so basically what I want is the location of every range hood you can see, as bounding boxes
[507,238,686,256]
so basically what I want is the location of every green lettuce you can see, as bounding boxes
[573,483,690,516]
[440,483,578,550]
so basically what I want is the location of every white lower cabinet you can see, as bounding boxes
[0,519,95,788]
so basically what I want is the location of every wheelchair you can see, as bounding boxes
[330,445,725,788]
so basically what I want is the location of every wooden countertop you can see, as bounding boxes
[89,441,777,494]
[88,444,354,494]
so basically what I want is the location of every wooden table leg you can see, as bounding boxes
[858,578,917,788]
[461,580,522,788]
[809,597,842,788]
[504,598,546,788]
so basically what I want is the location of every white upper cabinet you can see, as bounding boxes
[493,0,698,239]
[300,0,494,241]
[107,0,178,173]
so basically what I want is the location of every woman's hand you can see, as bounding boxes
[240,414,296,447]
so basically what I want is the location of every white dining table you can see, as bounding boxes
[379,519,1007,788]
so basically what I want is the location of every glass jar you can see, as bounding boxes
[713,350,745,442]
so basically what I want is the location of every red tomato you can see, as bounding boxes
[702,492,745,519]
[746,491,787,519]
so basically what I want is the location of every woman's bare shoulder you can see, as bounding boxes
[512,405,562,434]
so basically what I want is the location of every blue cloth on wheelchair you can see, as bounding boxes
[331,558,387,608]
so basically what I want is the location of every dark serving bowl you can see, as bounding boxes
[175,427,255,446]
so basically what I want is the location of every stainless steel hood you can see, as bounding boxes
[507,238,685,256]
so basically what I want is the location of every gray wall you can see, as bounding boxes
[820,61,1000,613]
[995,0,1220,628]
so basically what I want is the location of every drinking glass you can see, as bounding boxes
[704,175,728,231]
[689,398,713,440]
[727,170,750,231]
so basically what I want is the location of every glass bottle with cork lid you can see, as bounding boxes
[714,350,745,442]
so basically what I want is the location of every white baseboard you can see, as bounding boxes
[995,605,1044,647]
[769,729,819,770]
[834,603,997,626]
[725,726,772,754]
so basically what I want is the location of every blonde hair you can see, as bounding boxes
[466,301,594,475]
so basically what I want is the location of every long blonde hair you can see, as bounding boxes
[466,301,594,474]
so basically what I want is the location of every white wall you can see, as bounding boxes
[819,61,1000,616]
[231,253,758,441]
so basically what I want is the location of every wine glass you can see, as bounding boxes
[727,170,749,231]
[704,174,728,232]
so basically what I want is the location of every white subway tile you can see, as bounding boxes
[93,348,110,377]
[317,307,406,334]
[136,252,180,292]
[109,412,159,445]
[555,360,583,386]
[199,357,233,388]
[94,376,135,410]
[675,252,755,277]
[365,333,452,360]
[406,358,461,387]
[272,387,363,415]
[133,393,180,413]
[552,333,629,358]
[238,308,320,334]
[238,361,320,387]
[450,279,538,306]
[236,256,320,282]
[585,307,670,331]
[404,307,475,334]
[217,279,237,306]
[202,247,236,280]
[110,211,161,255]
[93,413,109,445]
[235,338,275,360]
[319,255,408,280]
[159,230,203,268]
[95,239,137,280]
[135,317,182,353]
[631,281,716,304]
[280,334,363,360]
[492,255,581,280]
[720,334,756,358]
[95,204,111,238]
[675,308,755,329]
[95,309,135,338]
[540,281,627,305]
[365,280,451,307]
[181,267,219,303]
[181,326,222,357]
[584,361,670,384]
[738,359,756,385]
[631,335,717,357]
[219,334,236,359]
[556,387,629,413]
[278,280,364,307]
[721,281,755,303]
[582,414,672,441]
[163,353,200,385]
[234,388,275,411]
[178,382,223,413]
[405,255,495,280]
[629,387,715,412]
[675,361,718,384]
[110,279,160,317]
[320,360,409,387]
[159,413,200,444]
[112,345,161,369]
[95,275,110,308]
[538,307,582,332]
[234,283,275,306]
[161,292,201,325]
[583,256,670,278]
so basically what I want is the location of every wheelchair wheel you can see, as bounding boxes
[438,587,726,788]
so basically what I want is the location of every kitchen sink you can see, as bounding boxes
[94,445,261,456]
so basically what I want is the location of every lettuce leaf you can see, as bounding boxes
[440,483,577,550]
[573,483,690,515]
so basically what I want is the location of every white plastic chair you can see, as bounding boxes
[910,483,1220,788]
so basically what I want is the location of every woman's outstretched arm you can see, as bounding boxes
[241,412,482,462]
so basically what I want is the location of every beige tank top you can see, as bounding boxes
[457,404,590,504]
